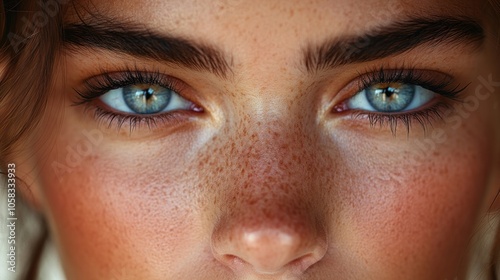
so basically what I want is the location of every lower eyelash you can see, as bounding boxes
[351,102,452,136]
[89,106,187,132]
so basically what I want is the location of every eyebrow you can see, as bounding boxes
[303,17,485,72]
[62,21,233,78]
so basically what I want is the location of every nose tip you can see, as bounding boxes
[212,227,327,275]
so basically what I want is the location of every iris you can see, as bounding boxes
[365,83,415,112]
[123,84,173,114]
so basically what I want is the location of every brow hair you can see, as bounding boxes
[303,16,485,72]
[63,19,233,78]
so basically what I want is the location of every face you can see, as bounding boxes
[14,0,500,279]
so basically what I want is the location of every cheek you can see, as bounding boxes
[332,120,493,277]
[34,127,208,278]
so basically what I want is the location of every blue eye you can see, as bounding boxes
[100,84,193,114]
[347,83,435,113]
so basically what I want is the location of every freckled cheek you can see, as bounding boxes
[35,136,205,277]
[337,135,490,275]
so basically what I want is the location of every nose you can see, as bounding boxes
[208,115,329,276]
[211,220,327,275]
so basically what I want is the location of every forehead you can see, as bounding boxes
[66,0,484,35]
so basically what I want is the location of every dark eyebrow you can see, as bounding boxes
[303,17,485,72]
[62,21,233,78]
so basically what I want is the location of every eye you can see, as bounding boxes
[100,83,193,114]
[346,82,435,113]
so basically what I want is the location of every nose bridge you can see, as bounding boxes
[220,101,326,214]
[236,112,316,190]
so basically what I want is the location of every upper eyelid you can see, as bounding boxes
[85,71,184,90]
[353,69,465,98]
[73,70,188,106]
[357,69,450,87]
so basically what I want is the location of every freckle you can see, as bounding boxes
[265,165,272,173]
[248,197,258,205]
[442,166,449,176]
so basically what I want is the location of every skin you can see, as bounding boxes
[6,0,500,279]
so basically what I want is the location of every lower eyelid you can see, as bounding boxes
[346,101,452,134]
[85,104,201,133]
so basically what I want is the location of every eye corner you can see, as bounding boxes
[329,99,347,113]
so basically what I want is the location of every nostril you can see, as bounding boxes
[253,253,318,275]
[220,254,246,266]
[212,227,327,276]
[287,252,325,274]
[220,250,324,275]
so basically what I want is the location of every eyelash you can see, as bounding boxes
[73,69,198,131]
[343,67,466,134]
[74,67,466,133]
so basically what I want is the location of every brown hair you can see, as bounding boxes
[0,0,64,168]
[1,1,65,278]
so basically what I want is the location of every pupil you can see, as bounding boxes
[144,88,154,100]
[385,88,395,97]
